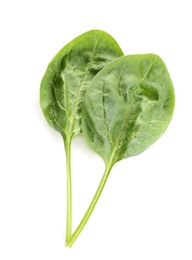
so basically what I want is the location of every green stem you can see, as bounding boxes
[64,136,72,243]
[66,163,112,247]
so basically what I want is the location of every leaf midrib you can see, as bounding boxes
[107,58,159,165]
[67,35,103,136]
[107,101,134,166]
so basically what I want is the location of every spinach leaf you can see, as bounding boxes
[66,54,175,247]
[40,30,123,242]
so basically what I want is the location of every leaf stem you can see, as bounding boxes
[64,136,72,243]
[65,163,113,247]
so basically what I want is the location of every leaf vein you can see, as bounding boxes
[102,81,113,145]
[53,78,66,112]
[69,34,103,132]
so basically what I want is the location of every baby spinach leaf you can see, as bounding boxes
[40,30,123,243]
[40,30,123,138]
[82,54,175,165]
[66,54,175,247]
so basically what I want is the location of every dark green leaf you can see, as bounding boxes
[82,54,175,166]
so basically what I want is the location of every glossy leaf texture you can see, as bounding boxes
[82,54,175,166]
[40,30,123,139]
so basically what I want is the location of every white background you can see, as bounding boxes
[0,0,192,259]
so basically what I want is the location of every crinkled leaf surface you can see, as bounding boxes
[82,54,175,166]
[40,30,123,138]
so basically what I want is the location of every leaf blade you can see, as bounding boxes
[82,54,175,165]
[40,30,124,138]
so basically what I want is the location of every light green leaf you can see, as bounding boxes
[40,29,123,243]
[40,30,123,139]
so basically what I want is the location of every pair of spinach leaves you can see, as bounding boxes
[40,30,175,247]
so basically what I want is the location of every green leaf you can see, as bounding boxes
[40,29,123,243]
[82,54,175,166]
[66,54,175,247]
[40,30,124,139]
